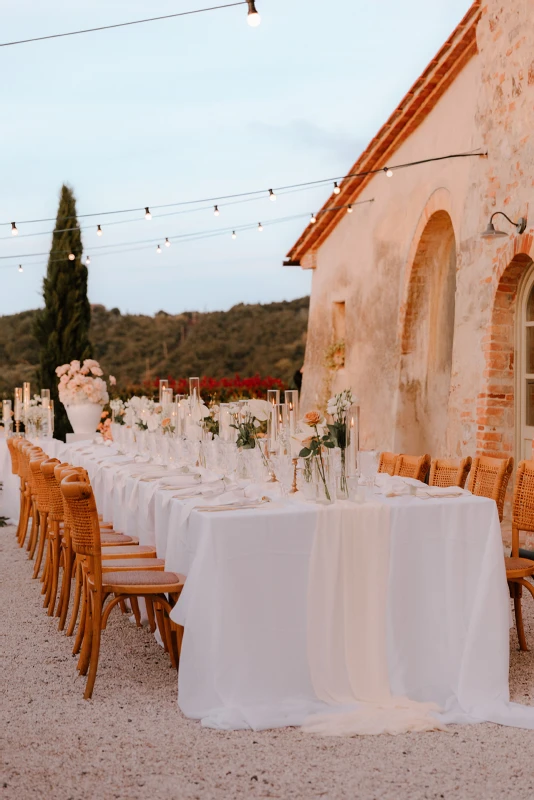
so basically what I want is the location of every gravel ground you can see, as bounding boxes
[1,526,533,800]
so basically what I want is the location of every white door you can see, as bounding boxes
[519,268,534,460]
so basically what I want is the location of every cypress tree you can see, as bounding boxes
[34,184,92,441]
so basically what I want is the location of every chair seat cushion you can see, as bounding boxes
[102,558,165,571]
[101,545,157,559]
[505,557,534,578]
[101,533,138,545]
[103,570,182,586]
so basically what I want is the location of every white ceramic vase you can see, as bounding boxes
[65,403,103,436]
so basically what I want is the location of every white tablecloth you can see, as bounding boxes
[2,439,533,731]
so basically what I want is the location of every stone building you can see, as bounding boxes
[286,0,534,466]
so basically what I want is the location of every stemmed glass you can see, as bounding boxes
[358,450,379,499]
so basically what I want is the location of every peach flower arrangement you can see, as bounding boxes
[55,359,110,406]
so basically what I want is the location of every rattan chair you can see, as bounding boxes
[468,456,514,522]
[6,435,23,538]
[29,452,53,581]
[60,475,184,699]
[378,452,399,476]
[429,457,472,489]
[505,460,534,651]
[394,453,431,483]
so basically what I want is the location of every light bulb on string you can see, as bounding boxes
[68,253,75,261]
[97,225,103,236]
[258,222,263,232]
[347,205,353,213]
[86,256,91,265]
[333,182,341,195]
[232,231,237,240]
[11,222,18,236]
[269,189,276,201]
[18,264,23,273]
[214,205,220,216]
[145,206,152,220]
[246,0,261,26]
[384,167,393,178]
[310,213,317,224]
[165,238,171,247]
[156,244,162,254]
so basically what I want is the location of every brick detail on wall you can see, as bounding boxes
[476,243,533,457]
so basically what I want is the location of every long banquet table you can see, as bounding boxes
[1,435,533,732]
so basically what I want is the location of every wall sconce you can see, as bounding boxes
[481,211,527,239]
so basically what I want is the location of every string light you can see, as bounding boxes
[0,3,251,49]
[156,244,162,253]
[165,237,171,247]
[258,222,263,232]
[269,189,276,202]
[214,205,220,216]
[347,205,353,213]
[68,253,75,261]
[18,264,23,272]
[310,213,317,224]
[246,0,261,26]
[145,206,152,220]
[384,168,393,178]
[97,224,103,236]
[86,256,91,264]
[232,230,237,239]
[11,222,18,235]
[0,151,485,231]
[333,182,341,195]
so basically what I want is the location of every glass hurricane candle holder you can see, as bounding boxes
[14,388,23,430]
[346,403,360,477]
[23,382,31,409]
[267,389,280,407]
[189,377,200,405]
[40,389,50,409]
[158,380,169,403]
[284,390,299,434]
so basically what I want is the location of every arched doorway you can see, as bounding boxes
[517,264,534,460]
[395,210,457,455]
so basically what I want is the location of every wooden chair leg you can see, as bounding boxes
[47,534,60,616]
[73,574,88,656]
[77,582,92,676]
[66,560,82,637]
[511,582,528,652]
[145,598,156,633]
[57,547,72,629]
[84,590,103,700]
[34,513,48,580]
[18,493,30,547]
[130,597,142,627]
[27,503,38,556]
[154,604,169,654]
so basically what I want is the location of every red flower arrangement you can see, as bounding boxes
[147,374,287,404]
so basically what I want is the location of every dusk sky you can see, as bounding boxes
[1,0,472,317]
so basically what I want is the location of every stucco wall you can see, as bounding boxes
[302,0,534,463]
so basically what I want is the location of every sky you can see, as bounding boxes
[0,0,473,317]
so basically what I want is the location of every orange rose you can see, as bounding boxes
[161,417,171,427]
[303,411,322,427]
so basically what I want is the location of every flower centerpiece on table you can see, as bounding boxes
[21,395,48,436]
[297,411,336,502]
[202,404,220,438]
[326,388,357,496]
[109,397,126,425]
[56,359,110,436]
[231,399,272,467]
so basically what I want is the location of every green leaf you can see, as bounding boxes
[299,447,311,458]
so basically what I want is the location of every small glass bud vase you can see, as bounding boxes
[313,450,335,505]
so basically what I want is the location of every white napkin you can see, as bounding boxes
[415,486,471,499]
[374,475,427,497]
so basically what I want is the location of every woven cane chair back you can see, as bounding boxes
[394,453,431,482]
[55,465,84,529]
[378,452,399,476]
[40,459,62,519]
[429,457,472,489]
[30,455,51,513]
[468,456,513,522]
[25,448,44,494]
[60,475,102,561]
[6,436,21,474]
[511,460,534,541]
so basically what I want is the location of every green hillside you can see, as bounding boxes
[0,297,309,397]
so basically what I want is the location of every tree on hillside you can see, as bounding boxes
[33,184,92,441]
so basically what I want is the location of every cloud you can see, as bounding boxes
[249,119,365,162]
